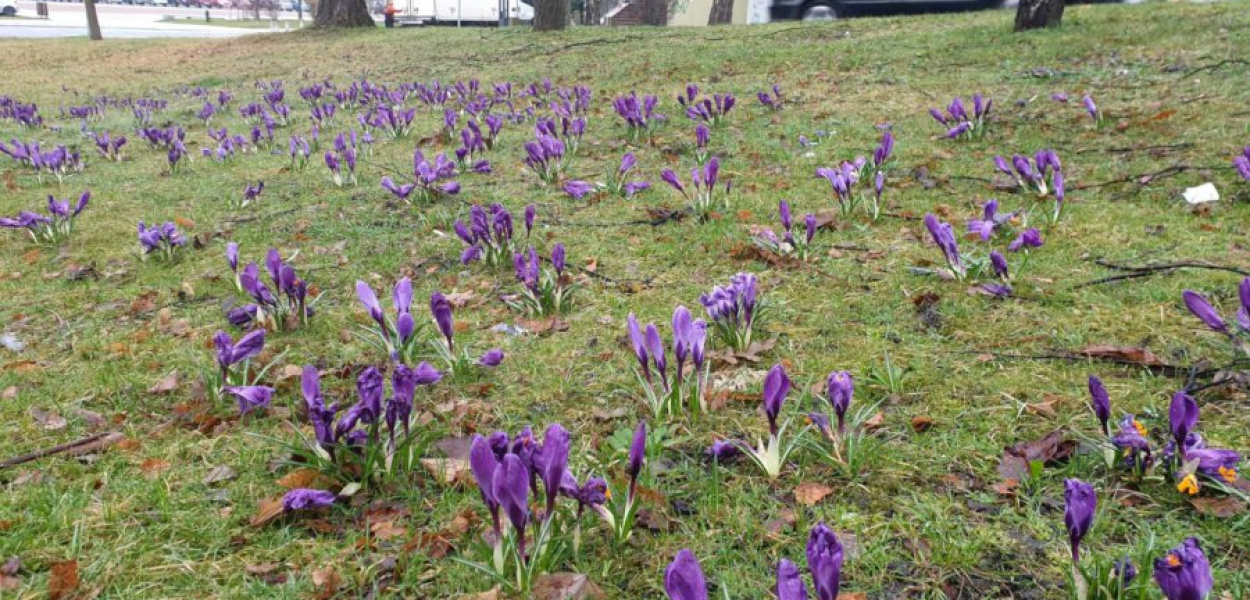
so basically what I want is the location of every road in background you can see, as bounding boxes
[0,1,321,38]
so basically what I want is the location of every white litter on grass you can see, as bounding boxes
[0,333,22,353]
[1182,183,1220,205]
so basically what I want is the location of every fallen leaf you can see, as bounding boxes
[245,562,287,585]
[1072,345,1172,369]
[910,415,934,433]
[311,568,340,600]
[532,573,607,600]
[454,588,501,600]
[635,508,674,532]
[420,458,472,486]
[764,507,798,536]
[592,407,628,421]
[997,430,1076,482]
[148,371,179,395]
[1189,496,1246,518]
[250,497,285,527]
[74,409,107,430]
[47,560,79,600]
[203,465,238,485]
[140,458,171,478]
[433,437,473,461]
[130,291,158,315]
[30,407,68,431]
[794,482,834,507]
[370,520,408,541]
[174,216,196,229]
[861,411,886,433]
[276,468,339,491]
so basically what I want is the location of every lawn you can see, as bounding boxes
[0,3,1248,599]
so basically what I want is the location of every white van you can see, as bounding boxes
[394,0,533,26]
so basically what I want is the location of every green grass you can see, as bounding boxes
[1,4,1248,598]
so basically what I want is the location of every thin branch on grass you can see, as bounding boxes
[1074,143,1193,155]
[1180,58,1249,80]
[1,431,124,470]
[225,207,299,225]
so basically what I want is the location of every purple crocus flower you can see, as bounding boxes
[776,559,810,600]
[539,423,570,518]
[1181,290,1227,334]
[873,131,894,168]
[525,204,536,237]
[807,523,844,600]
[645,324,668,390]
[826,371,853,434]
[1051,92,1069,103]
[762,364,791,437]
[551,243,566,276]
[430,291,454,350]
[1152,538,1213,600]
[282,488,336,512]
[1180,433,1241,483]
[778,200,794,241]
[990,251,1009,280]
[559,474,608,514]
[661,169,685,195]
[804,213,817,245]
[1114,557,1138,587]
[221,243,238,272]
[214,329,265,374]
[1168,392,1199,455]
[469,434,502,538]
[923,214,964,277]
[1238,277,1250,331]
[564,180,594,200]
[1008,228,1043,252]
[664,549,708,600]
[627,420,646,503]
[1083,95,1099,121]
[1113,414,1153,470]
[356,280,386,330]
[626,313,650,379]
[1088,376,1111,435]
[967,199,1007,240]
[707,439,740,461]
[224,385,274,414]
[493,453,530,550]
[1063,478,1096,563]
[465,347,500,370]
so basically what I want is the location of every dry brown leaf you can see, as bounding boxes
[203,465,238,485]
[47,560,79,600]
[861,411,886,432]
[148,371,179,395]
[910,415,934,433]
[1189,496,1246,518]
[370,520,408,541]
[140,458,171,478]
[1073,345,1172,368]
[250,497,285,526]
[421,458,472,486]
[794,482,834,507]
[454,588,501,600]
[311,568,340,600]
[276,468,339,491]
[130,291,158,315]
[998,430,1076,482]
[532,573,607,600]
[30,407,68,431]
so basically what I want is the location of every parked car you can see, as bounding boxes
[770,0,1001,21]
[0,0,16,17]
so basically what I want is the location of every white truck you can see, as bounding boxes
[393,0,533,26]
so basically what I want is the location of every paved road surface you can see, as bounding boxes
[0,1,316,38]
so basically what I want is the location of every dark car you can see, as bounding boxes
[770,0,1002,21]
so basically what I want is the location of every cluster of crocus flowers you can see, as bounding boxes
[534,115,586,155]
[509,244,576,316]
[202,127,251,163]
[1182,279,1250,342]
[662,155,731,219]
[167,138,190,173]
[454,203,534,267]
[699,272,763,352]
[281,488,336,513]
[816,158,867,217]
[136,221,187,261]
[756,84,784,111]
[225,246,316,331]
[753,200,818,261]
[564,152,650,200]
[89,131,126,162]
[239,181,265,208]
[299,363,439,472]
[468,423,584,586]
[210,329,273,414]
[775,523,846,600]
[324,146,357,187]
[678,84,735,125]
[966,198,1018,241]
[627,308,707,417]
[0,139,84,183]
[137,125,184,149]
[523,131,568,183]
[692,124,711,165]
[453,121,493,173]
[1165,391,1241,496]
[733,364,804,479]
[1233,146,1250,182]
[383,149,461,204]
[361,104,416,139]
[287,134,312,169]
[993,150,1067,223]
[0,98,42,127]
[929,94,992,139]
[808,370,855,448]
[1,191,90,245]
[612,92,663,140]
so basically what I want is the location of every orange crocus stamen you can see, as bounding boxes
[1132,420,1147,437]
[1166,553,1181,567]
[1218,466,1237,483]
[1177,474,1199,495]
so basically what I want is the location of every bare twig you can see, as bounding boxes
[1180,58,1249,80]
[1074,143,1193,156]
[1,431,124,470]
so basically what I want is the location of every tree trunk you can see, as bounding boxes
[84,0,102,40]
[314,0,375,27]
[707,0,731,25]
[641,0,665,25]
[1014,0,1063,32]
[533,0,567,30]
